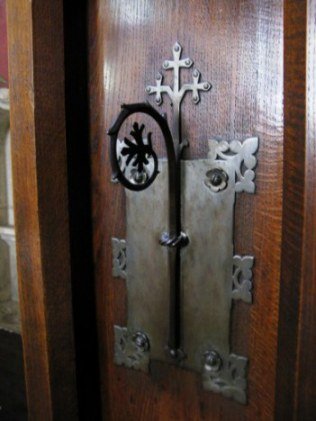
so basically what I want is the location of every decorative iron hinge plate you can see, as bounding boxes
[109,43,258,405]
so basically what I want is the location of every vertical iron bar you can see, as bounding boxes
[168,93,184,358]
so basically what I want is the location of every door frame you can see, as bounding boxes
[6,1,78,420]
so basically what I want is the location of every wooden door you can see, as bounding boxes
[6,0,316,420]
[90,1,282,420]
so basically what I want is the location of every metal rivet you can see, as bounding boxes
[211,173,223,186]
[204,83,209,90]
[185,59,191,66]
[163,60,169,68]
[169,348,177,358]
[204,350,222,372]
[133,332,150,352]
[146,86,151,93]
[205,168,228,192]
[193,69,199,77]
[174,44,180,52]
[130,169,148,185]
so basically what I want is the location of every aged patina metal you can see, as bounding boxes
[108,43,259,404]
[111,238,126,279]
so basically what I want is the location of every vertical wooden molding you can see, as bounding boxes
[296,0,316,417]
[276,1,307,418]
[6,1,78,419]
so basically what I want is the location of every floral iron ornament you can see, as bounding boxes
[146,41,211,150]
[121,123,154,172]
[108,42,259,405]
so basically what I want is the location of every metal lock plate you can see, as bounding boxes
[109,43,258,404]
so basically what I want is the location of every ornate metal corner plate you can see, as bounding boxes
[109,43,258,404]
[114,326,150,373]
[202,352,248,404]
[111,238,127,279]
[232,255,254,304]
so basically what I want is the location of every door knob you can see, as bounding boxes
[108,42,258,404]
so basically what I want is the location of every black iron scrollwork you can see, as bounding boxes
[108,102,186,360]
[121,122,154,170]
[108,103,174,192]
[120,122,158,187]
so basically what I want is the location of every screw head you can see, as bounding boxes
[163,60,169,68]
[133,332,150,352]
[130,169,148,185]
[211,172,223,186]
[146,86,151,93]
[193,69,199,77]
[204,82,210,90]
[205,168,228,192]
[174,44,180,52]
[204,350,222,373]
[185,59,192,66]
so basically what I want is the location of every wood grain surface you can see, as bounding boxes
[295,0,316,418]
[6,1,78,419]
[275,1,309,419]
[89,1,283,419]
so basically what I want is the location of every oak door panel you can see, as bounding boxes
[88,1,283,419]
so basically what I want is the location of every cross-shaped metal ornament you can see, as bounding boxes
[146,42,211,150]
